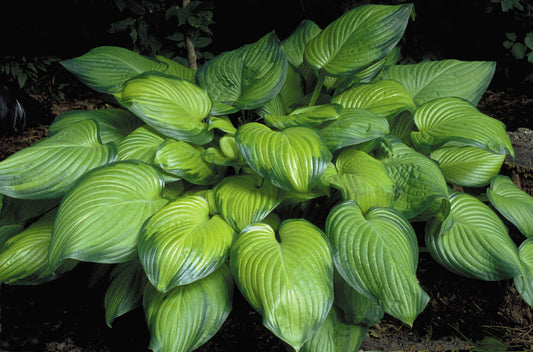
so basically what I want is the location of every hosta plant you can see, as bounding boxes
[1,3,532,352]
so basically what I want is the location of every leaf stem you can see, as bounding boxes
[308,71,325,107]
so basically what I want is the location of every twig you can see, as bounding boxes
[182,0,197,70]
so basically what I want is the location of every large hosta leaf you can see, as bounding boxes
[117,125,164,162]
[514,239,533,306]
[283,19,322,68]
[138,196,235,293]
[0,119,117,199]
[425,192,522,280]
[119,72,213,145]
[214,174,283,232]
[488,175,533,238]
[382,60,496,106]
[303,4,411,77]
[412,97,514,157]
[326,200,428,326]
[264,104,343,130]
[376,136,448,219]
[196,32,287,113]
[230,220,333,350]
[61,46,166,93]
[48,161,168,270]
[144,266,233,352]
[235,123,332,193]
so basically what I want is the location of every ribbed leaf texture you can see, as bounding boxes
[514,239,533,307]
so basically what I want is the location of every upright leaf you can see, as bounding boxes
[282,19,322,68]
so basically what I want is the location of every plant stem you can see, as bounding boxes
[308,71,325,107]
[183,0,198,70]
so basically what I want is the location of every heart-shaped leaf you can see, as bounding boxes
[326,200,428,326]
[48,161,168,271]
[230,220,333,350]
[0,119,117,199]
[235,123,332,193]
[304,4,412,77]
[144,266,233,352]
[214,174,283,232]
[119,72,213,145]
[425,192,522,280]
[488,175,533,238]
[138,196,235,293]
[382,60,496,106]
[61,46,166,93]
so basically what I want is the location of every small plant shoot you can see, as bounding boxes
[1,3,532,352]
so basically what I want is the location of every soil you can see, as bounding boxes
[0,87,532,352]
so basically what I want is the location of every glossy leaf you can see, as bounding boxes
[0,119,117,199]
[382,60,496,106]
[264,103,343,130]
[513,239,533,306]
[117,125,164,163]
[282,19,322,68]
[259,64,305,117]
[119,72,213,145]
[138,196,235,293]
[425,192,522,280]
[230,220,333,350]
[155,55,196,82]
[235,123,332,193]
[326,201,428,326]
[488,175,533,238]
[304,4,411,77]
[49,161,168,270]
[144,266,233,352]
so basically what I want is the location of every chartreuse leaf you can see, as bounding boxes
[119,72,213,145]
[235,123,332,193]
[431,146,505,187]
[0,210,76,285]
[48,161,168,271]
[376,136,448,219]
[319,108,389,152]
[425,192,522,281]
[214,174,283,232]
[282,19,322,68]
[196,32,287,113]
[117,125,164,162]
[331,80,416,120]
[230,220,333,351]
[144,266,233,352]
[259,64,306,117]
[264,103,343,130]
[49,109,143,144]
[382,60,496,106]
[138,196,235,293]
[412,97,514,157]
[104,261,147,327]
[303,4,411,77]
[154,139,224,186]
[0,119,117,199]
[61,46,166,93]
[329,148,395,213]
[155,55,196,82]
[326,201,428,326]
[513,239,533,306]
[488,175,533,238]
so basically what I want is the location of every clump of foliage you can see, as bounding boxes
[1,3,533,352]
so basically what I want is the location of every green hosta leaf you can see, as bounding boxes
[425,192,522,280]
[154,139,224,186]
[431,146,505,187]
[144,266,233,352]
[282,19,322,68]
[0,197,60,227]
[197,32,287,113]
[0,210,76,285]
[514,239,533,306]
[119,72,213,145]
[326,201,428,326]
[304,4,411,77]
[61,46,166,93]
[264,103,343,129]
[488,175,533,238]
[138,196,234,293]
[155,55,196,82]
[0,120,117,199]
[105,261,147,327]
[49,161,168,271]
[319,108,389,151]
[301,307,368,352]
[49,109,143,144]
[376,136,448,219]
[260,64,306,117]
[235,123,332,193]
[214,174,283,232]
[412,97,514,157]
[332,80,416,120]
[382,60,496,106]
[329,148,395,213]
[230,220,333,350]
[117,125,164,162]
[208,116,237,135]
